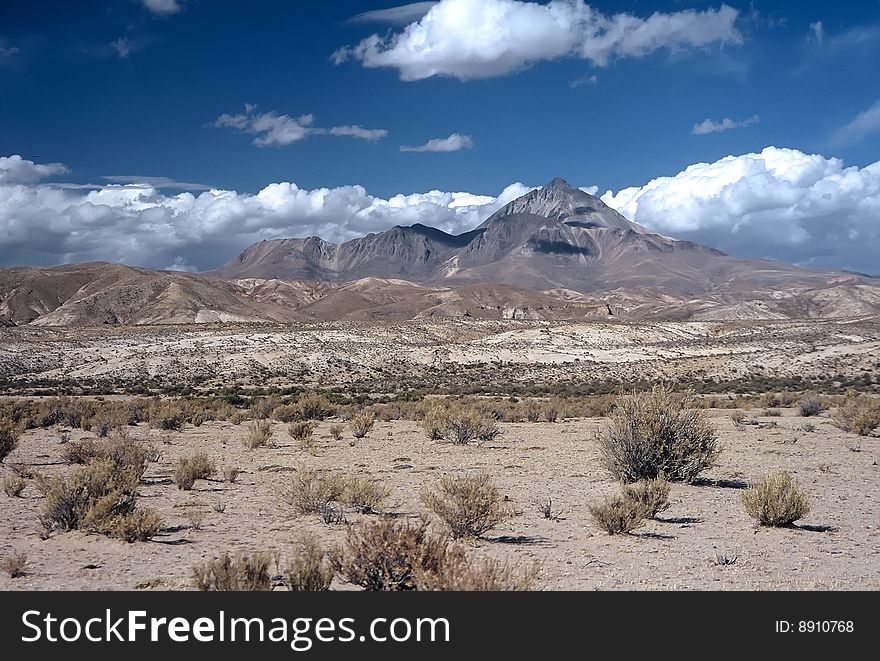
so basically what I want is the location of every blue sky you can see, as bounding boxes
[1,1,879,273]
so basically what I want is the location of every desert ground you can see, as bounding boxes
[0,318,878,591]
[2,317,879,393]
[0,405,878,591]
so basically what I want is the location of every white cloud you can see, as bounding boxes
[0,155,530,271]
[328,125,389,141]
[333,0,743,81]
[569,74,598,88]
[692,114,759,135]
[832,100,880,146]
[400,133,473,152]
[809,21,824,46]
[0,41,20,58]
[0,155,67,184]
[213,105,388,147]
[142,0,182,15]
[4,150,880,275]
[111,37,132,59]
[349,2,438,25]
[102,176,213,191]
[601,147,880,273]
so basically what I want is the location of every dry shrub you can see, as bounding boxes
[344,476,391,514]
[192,552,276,591]
[250,396,281,420]
[111,509,163,542]
[288,421,314,444]
[173,451,216,490]
[730,410,747,426]
[329,424,344,441]
[147,401,186,431]
[0,421,21,463]
[244,419,273,449]
[2,551,27,578]
[295,394,333,421]
[283,535,333,591]
[272,404,301,423]
[832,394,880,436]
[3,475,27,497]
[524,400,542,422]
[280,468,345,515]
[741,472,811,527]
[588,494,646,535]
[542,398,562,423]
[332,518,451,591]
[422,473,514,538]
[415,554,538,591]
[349,412,375,439]
[62,437,149,478]
[39,459,139,535]
[222,466,240,483]
[420,404,500,444]
[621,475,671,519]
[598,386,720,483]
[798,395,824,417]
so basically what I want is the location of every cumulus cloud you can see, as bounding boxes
[349,2,438,25]
[4,150,880,275]
[692,114,759,135]
[0,154,530,271]
[142,0,182,15]
[212,105,388,147]
[400,133,473,152]
[0,155,67,184]
[831,100,880,146]
[601,147,880,274]
[333,0,743,81]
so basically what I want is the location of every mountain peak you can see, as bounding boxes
[545,177,576,191]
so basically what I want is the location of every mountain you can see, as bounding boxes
[2,178,879,325]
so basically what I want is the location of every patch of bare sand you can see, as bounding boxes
[1,409,877,590]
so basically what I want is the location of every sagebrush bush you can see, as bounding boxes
[173,452,216,490]
[621,475,671,519]
[588,494,646,535]
[283,535,333,591]
[288,421,314,447]
[798,395,824,417]
[39,459,140,535]
[343,476,391,514]
[295,394,333,421]
[3,475,27,497]
[349,412,375,439]
[147,401,186,431]
[111,509,163,542]
[420,404,500,444]
[598,386,720,483]
[244,419,273,449]
[192,552,276,591]
[62,437,149,478]
[2,551,27,578]
[332,518,452,591]
[222,466,240,483]
[0,421,21,463]
[422,473,514,538]
[415,554,538,591]
[329,424,344,441]
[832,394,880,436]
[741,472,811,527]
[280,469,345,515]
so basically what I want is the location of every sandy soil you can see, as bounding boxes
[1,408,877,590]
